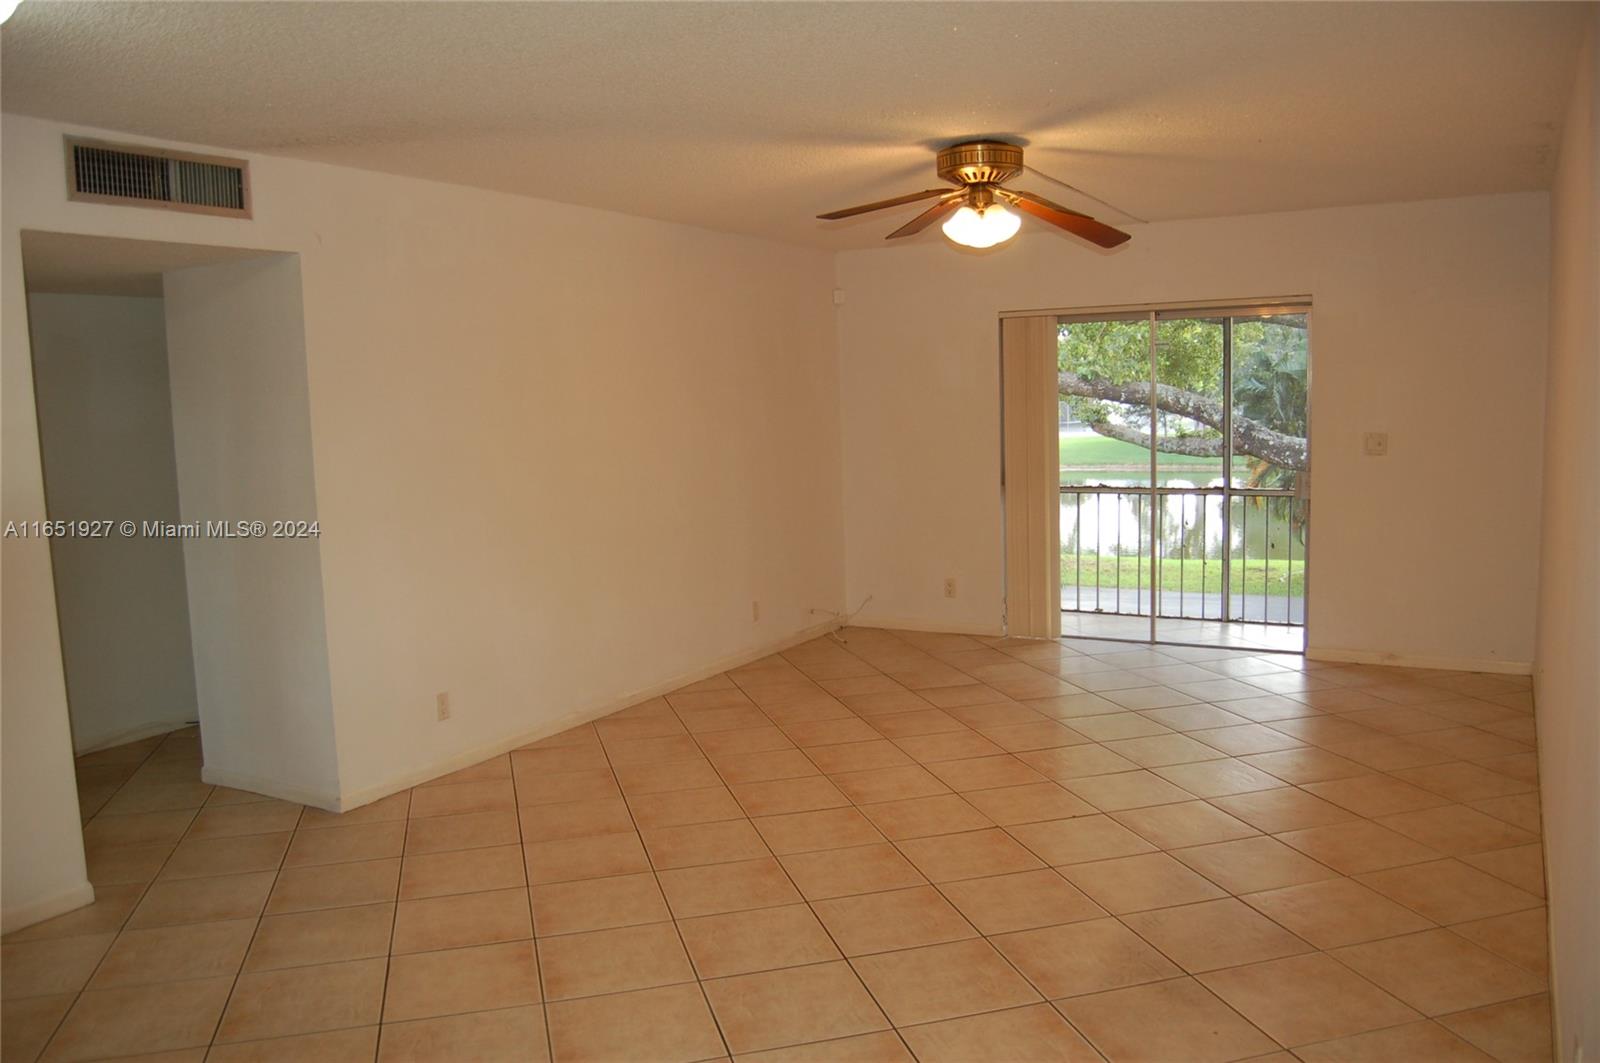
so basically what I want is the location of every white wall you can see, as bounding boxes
[27,293,198,753]
[836,193,1550,670]
[293,182,843,804]
[1536,9,1599,1057]
[163,257,341,804]
[1,239,93,933]
[2,112,844,923]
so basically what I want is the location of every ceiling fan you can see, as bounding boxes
[817,140,1131,251]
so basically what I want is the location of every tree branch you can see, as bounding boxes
[1059,370,1307,470]
[1084,420,1225,459]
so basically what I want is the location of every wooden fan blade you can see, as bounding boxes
[817,188,954,220]
[1005,187,1091,218]
[999,189,1132,248]
[885,195,963,239]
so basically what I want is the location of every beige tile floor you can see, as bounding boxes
[1,628,1552,1063]
[1059,612,1306,654]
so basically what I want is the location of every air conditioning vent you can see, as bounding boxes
[66,137,251,218]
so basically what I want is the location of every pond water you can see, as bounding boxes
[1060,484,1305,563]
[1060,482,1307,625]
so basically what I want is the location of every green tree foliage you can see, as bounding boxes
[1058,316,1308,487]
[1231,324,1308,490]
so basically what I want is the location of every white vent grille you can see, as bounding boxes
[66,138,251,218]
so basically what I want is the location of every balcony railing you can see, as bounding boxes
[1060,486,1306,626]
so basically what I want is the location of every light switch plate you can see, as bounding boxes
[1363,432,1389,456]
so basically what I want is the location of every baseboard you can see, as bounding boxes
[199,766,342,811]
[75,717,196,756]
[2,879,96,935]
[850,614,1006,639]
[333,619,843,813]
[1307,646,1533,675]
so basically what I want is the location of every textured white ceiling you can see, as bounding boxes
[2,2,1587,249]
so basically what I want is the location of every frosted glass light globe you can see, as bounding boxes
[942,203,1021,249]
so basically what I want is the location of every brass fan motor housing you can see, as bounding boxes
[936,141,1025,186]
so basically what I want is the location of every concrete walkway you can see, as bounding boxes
[1060,588,1305,624]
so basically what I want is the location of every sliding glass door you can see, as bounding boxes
[1057,304,1310,649]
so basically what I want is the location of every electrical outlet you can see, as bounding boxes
[944,577,957,599]
[436,692,451,721]
[752,600,761,622]
[1363,431,1389,457]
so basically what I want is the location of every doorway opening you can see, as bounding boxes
[1054,303,1311,652]
[19,231,335,896]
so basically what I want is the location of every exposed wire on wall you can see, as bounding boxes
[1023,164,1150,226]
[810,595,873,644]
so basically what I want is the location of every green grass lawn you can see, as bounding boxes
[1061,553,1305,596]
[1059,433,1251,475]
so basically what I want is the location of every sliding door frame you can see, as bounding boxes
[1016,296,1313,650]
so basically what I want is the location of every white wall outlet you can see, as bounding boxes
[751,600,761,622]
[944,577,957,599]
[436,692,451,721]
[1363,431,1389,456]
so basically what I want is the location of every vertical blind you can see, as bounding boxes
[1001,316,1062,639]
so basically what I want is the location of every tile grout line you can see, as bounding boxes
[42,731,223,1060]
[699,651,925,1061]
[808,633,1168,1059]
[582,708,737,1063]
[502,748,555,1063]
[796,633,1181,1060]
[843,635,1314,1055]
[761,640,1121,1049]
[199,787,303,1056]
[368,788,413,1062]
[42,730,302,1060]
[32,730,178,1062]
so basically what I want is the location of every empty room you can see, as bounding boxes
[0,2,1595,1062]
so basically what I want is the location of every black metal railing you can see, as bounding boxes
[1061,486,1306,626]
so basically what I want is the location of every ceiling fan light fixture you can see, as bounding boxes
[941,202,1020,249]
[816,139,1131,250]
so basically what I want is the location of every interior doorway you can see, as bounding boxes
[20,232,289,757]
[17,231,335,892]
[25,246,195,756]
[1052,302,1311,651]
